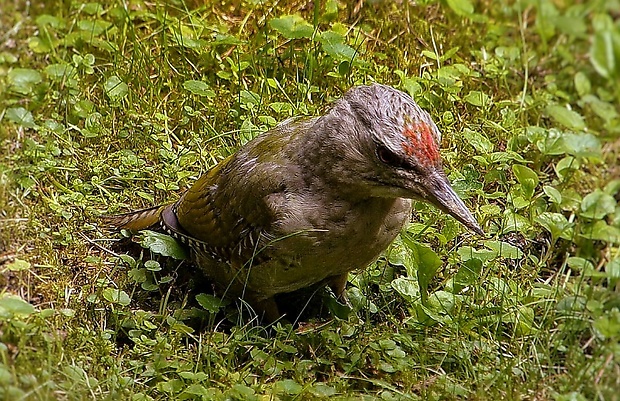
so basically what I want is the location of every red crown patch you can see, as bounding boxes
[401,121,440,166]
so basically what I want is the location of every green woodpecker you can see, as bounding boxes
[106,84,483,321]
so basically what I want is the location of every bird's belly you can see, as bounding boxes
[243,198,412,297]
[193,198,411,300]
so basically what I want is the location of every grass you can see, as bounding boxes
[1,0,620,399]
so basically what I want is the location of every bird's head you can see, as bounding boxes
[324,83,483,235]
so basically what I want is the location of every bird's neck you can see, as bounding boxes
[296,114,376,202]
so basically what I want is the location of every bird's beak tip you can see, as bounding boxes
[456,209,484,236]
[424,172,484,237]
[468,222,485,236]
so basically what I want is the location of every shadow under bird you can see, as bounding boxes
[105,84,483,322]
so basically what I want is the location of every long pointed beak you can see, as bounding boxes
[424,172,484,235]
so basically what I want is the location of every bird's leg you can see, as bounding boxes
[327,273,350,304]
[251,296,282,324]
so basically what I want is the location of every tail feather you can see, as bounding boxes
[102,205,166,231]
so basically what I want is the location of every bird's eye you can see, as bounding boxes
[376,145,405,168]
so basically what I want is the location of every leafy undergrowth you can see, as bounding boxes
[1,0,620,399]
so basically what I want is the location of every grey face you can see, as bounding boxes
[335,84,483,234]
